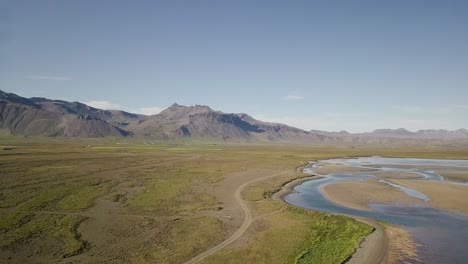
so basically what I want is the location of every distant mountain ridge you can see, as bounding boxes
[0,90,324,142]
[361,128,468,139]
[309,128,468,140]
[1,90,466,144]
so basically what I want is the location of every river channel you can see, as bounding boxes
[285,157,468,264]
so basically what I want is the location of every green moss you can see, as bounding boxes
[293,212,372,264]
[57,183,111,210]
[52,215,88,257]
[0,213,87,257]
[0,211,31,230]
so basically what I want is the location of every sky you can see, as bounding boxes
[1,0,467,132]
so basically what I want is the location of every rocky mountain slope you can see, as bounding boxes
[0,90,327,142]
[127,103,325,142]
[1,90,466,145]
[0,90,130,137]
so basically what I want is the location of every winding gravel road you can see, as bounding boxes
[183,170,289,264]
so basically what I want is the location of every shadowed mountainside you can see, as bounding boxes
[0,90,131,137]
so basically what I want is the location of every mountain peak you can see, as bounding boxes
[166,103,213,111]
[157,103,214,121]
[396,128,410,132]
[169,103,182,108]
[373,128,411,134]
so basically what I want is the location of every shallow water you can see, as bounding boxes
[323,156,468,168]
[285,157,468,264]
[378,180,430,201]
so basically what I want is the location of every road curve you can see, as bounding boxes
[183,170,290,264]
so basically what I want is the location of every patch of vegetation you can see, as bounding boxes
[12,181,110,211]
[128,171,192,211]
[132,216,227,264]
[127,161,236,214]
[203,208,372,264]
[251,200,283,216]
[0,211,32,230]
[0,213,87,258]
[0,189,36,208]
[56,182,112,210]
[292,210,372,264]
[52,215,89,257]
[0,214,53,249]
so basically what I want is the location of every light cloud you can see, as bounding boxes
[84,100,165,115]
[134,106,165,115]
[284,94,304,100]
[25,75,72,81]
[85,100,121,110]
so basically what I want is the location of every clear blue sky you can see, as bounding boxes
[1,0,467,132]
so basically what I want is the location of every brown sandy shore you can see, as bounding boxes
[275,177,390,264]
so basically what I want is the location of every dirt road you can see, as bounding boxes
[183,170,289,264]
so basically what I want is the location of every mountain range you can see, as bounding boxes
[1,90,467,145]
[311,128,468,139]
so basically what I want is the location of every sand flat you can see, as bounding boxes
[435,170,468,182]
[368,171,423,179]
[321,180,423,211]
[367,164,468,182]
[392,180,468,214]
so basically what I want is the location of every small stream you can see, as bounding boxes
[285,157,468,264]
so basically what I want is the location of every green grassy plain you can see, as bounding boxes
[1,136,467,263]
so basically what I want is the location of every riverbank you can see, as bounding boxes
[273,176,319,201]
[275,175,391,264]
[345,217,387,264]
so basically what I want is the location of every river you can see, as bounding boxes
[285,157,468,264]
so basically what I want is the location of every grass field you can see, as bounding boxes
[1,136,468,263]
